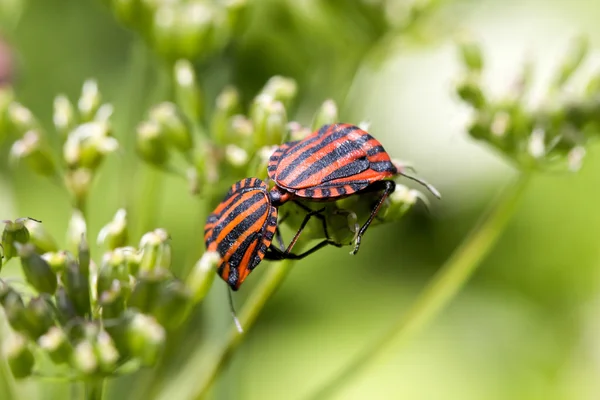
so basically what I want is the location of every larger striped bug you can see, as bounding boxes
[267,123,440,254]
[204,177,340,291]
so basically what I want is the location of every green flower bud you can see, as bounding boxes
[71,340,98,375]
[94,103,114,124]
[264,101,287,146]
[55,286,78,325]
[24,296,57,339]
[0,286,32,335]
[97,209,128,250]
[139,229,171,273]
[261,76,297,109]
[42,251,69,274]
[78,80,102,122]
[136,120,169,167]
[379,184,422,222]
[3,333,35,379]
[18,243,58,294]
[186,251,218,303]
[63,122,117,170]
[553,36,589,90]
[129,268,170,312]
[99,280,127,320]
[24,218,58,254]
[7,102,38,136]
[311,99,338,131]
[149,102,192,153]
[38,326,73,365]
[2,217,30,261]
[151,280,192,330]
[456,76,486,109]
[10,130,57,177]
[458,36,483,73]
[173,59,203,122]
[152,5,177,58]
[95,330,119,372]
[224,144,249,169]
[97,249,132,299]
[177,3,214,60]
[64,169,94,210]
[66,209,87,254]
[53,95,76,137]
[78,235,90,282]
[227,114,253,147]
[211,86,241,145]
[126,312,165,366]
[63,261,91,317]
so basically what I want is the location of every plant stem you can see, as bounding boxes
[84,379,105,400]
[190,258,298,399]
[305,172,532,400]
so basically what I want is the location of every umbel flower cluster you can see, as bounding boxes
[0,62,427,380]
[0,212,217,379]
[456,36,600,171]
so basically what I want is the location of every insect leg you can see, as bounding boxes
[352,180,396,255]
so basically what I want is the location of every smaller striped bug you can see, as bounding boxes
[204,177,340,291]
[267,123,440,254]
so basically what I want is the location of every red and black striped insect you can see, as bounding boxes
[204,177,339,290]
[267,123,440,254]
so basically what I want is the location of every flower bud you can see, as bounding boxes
[0,285,31,335]
[7,102,38,136]
[128,269,170,312]
[225,144,249,169]
[64,168,94,209]
[111,0,138,25]
[97,208,128,250]
[63,122,117,170]
[458,36,483,73]
[151,280,192,330]
[379,184,422,222]
[136,120,169,167]
[186,251,218,303]
[95,330,119,372]
[99,280,127,320]
[66,209,87,254]
[97,250,131,299]
[173,59,203,122]
[2,217,30,261]
[24,296,57,339]
[72,340,98,375]
[149,102,193,153]
[286,121,311,142]
[63,261,92,317]
[311,99,338,131]
[18,243,58,295]
[264,101,287,146]
[24,218,58,254]
[227,114,253,147]
[3,333,35,379]
[211,86,241,145]
[262,76,297,109]
[553,36,589,89]
[53,95,76,137]
[139,229,171,273]
[10,130,57,177]
[94,103,114,124]
[126,312,165,366]
[42,251,69,274]
[38,326,73,365]
[456,76,486,109]
[78,80,101,122]
[55,286,78,325]
[177,3,214,60]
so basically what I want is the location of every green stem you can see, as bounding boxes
[305,172,532,400]
[189,258,297,399]
[84,379,105,400]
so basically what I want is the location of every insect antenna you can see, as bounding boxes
[398,171,441,199]
[227,286,244,333]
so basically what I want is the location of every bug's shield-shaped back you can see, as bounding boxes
[204,178,278,290]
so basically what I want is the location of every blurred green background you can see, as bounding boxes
[2,0,600,399]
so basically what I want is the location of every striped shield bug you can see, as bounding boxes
[267,123,440,254]
[204,177,340,290]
